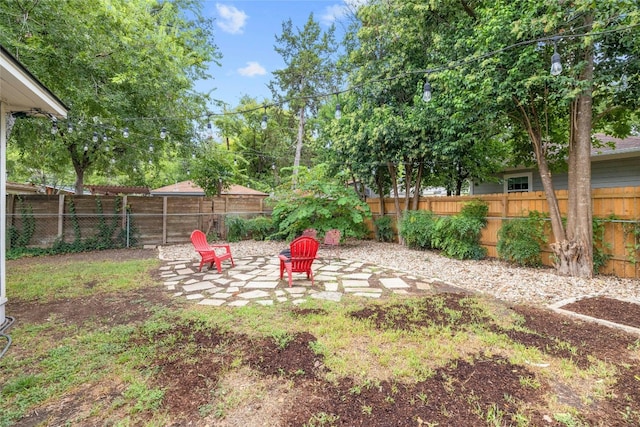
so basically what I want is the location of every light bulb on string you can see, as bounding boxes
[550,39,562,76]
[83,144,88,152]
[67,122,73,133]
[422,79,432,102]
[160,127,167,139]
[92,132,98,143]
[149,144,154,153]
[123,127,129,138]
[51,120,58,135]
[102,133,107,142]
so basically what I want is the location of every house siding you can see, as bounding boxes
[472,157,640,195]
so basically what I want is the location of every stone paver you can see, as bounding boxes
[158,254,454,308]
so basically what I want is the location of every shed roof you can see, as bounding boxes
[85,185,150,195]
[150,180,268,197]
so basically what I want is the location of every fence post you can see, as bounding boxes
[57,195,65,239]
[162,196,168,244]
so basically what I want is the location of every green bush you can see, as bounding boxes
[269,165,372,241]
[432,200,488,260]
[398,210,437,249]
[497,212,548,267]
[246,216,275,241]
[593,217,613,274]
[225,216,249,242]
[374,216,394,242]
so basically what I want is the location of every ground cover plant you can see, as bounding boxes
[1,248,640,426]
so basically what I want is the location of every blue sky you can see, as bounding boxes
[195,0,356,111]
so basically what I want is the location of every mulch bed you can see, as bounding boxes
[559,296,640,329]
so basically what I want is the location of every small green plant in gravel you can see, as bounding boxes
[374,215,395,242]
[432,200,488,260]
[399,210,437,249]
[497,211,548,267]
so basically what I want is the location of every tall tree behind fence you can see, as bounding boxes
[367,187,640,279]
[6,194,269,248]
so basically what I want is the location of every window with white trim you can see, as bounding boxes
[504,173,532,193]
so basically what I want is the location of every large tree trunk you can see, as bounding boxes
[73,167,84,195]
[551,32,594,278]
[292,107,305,178]
[387,162,403,244]
[403,160,412,212]
[411,162,424,210]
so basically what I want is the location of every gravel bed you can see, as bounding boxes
[159,239,640,306]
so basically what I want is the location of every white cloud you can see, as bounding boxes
[216,3,248,34]
[320,4,348,25]
[237,61,267,77]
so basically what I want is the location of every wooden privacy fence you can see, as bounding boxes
[6,194,270,248]
[366,187,640,279]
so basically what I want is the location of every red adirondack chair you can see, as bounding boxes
[190,230,235,273]
[279,236,320,287]
[321,229,341,262]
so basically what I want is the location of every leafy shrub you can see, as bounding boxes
[246,216,275,241]
[398,210,437,249]
[374,216,395,242]
[497,212,548,267]
[593,217,613,274]
[225,216,249,242]
[432,200,488,260]
[269,165,372,241]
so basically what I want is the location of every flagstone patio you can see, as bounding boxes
[159,255,458,307]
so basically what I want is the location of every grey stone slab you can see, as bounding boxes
[318,265,342,272]
[183,282,217,292]
[231,273,256,281]
[342,273,372,280]
[274,290,286,297]
[227,286,240,293]
[238,290,271,299]
[344,288,383,293]
[173,292,184,297]
[292,298,308,305]
[209,292,233,299]
[186,293,205,300]
[184,279,198,285]
[341,279,370,288]
[164,281,180,286]
[245,281,279,289]
[257,300,274,306]
[177,268,195,275]
[324,282,339,292]
[380,277,410,289]
[199,299,226,306]
[228,300,250,307]
[311,291,342,302]
[353,292,381,298]
[276,296,288,303]
[416,282,432,290]
[285,286,309,294]
[213,278,232,285]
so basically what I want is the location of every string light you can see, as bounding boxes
[260,106,268,130]
[123,127,129,138]
[550,38,562,76]
[422,78,432,102]
[334,94,342,119]
[160,127,167,139]
[92,132,98,143]
[67,121,73,133]
[51,120,58,135]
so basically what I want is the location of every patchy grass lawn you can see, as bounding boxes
[1,249,639,426]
